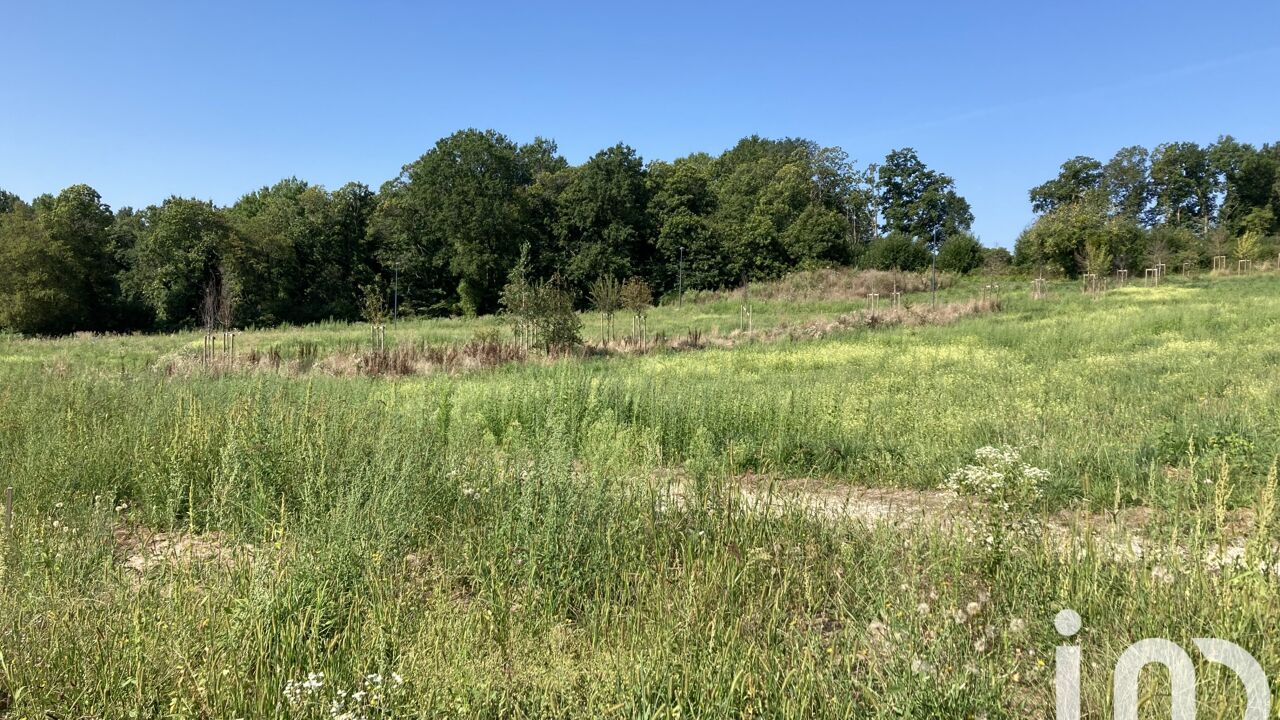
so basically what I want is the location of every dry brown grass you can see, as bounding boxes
[707,268,955,303]
[152,296,1000,379]
[156,335,531,378]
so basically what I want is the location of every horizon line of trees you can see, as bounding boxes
[0,130,983,336]
[1014,136,1280,276]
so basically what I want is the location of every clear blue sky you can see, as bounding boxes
[2,1,1278,247]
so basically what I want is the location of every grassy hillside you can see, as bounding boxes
[1,271,1278,717]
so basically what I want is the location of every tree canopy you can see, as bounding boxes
[1016,136,1280,277]
[1,129,990,335]
[877,148,973,249]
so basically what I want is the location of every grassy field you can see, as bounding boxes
[2,270,1280,717]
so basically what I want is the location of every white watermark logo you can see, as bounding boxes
[1054,608,1270,719]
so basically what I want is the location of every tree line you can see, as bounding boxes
[1014,136,1280,276]
[0,130,982,335]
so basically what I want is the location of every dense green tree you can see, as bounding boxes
[982,247,1013,272]
[2,129,974,335]
[225,179,379,326]
[1014,194,1107,276]
[384,129,538,316]
[704,136,863,282]
[0,199,75,334]
[123,198,233,329]
[552,143,653,296]
[368,176,454,317]
[0,185,123,333]
[1242,206,1275,237]
[1208,136,1252,231]
[647,155,730,292]
[225,178,309,325]
[1210,137,1278,236]
[1104,216,1149,273]
[877,148,973,249]
[517,138,571,282]
[935,233,985,274]
[709,136,810,281]
[1149,141,1217,231]
[1145,224,1198,269]
[316,182,380,320]
[780,205,850,266]
[861,232,932,272]
[1029,156,1103,214]
[1102,146,1151,222]
[0,189,20,214]
[41,184,120,329]
[105,207,154,328]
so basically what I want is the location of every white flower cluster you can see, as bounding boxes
[283,672,326,706]
[944,445,1047,510]
[944,446,1049,549]
[284,670,406,719]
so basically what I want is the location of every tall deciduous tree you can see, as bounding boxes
[0,185,120,333]
[877,148,973,250]
[1029,156,1103,214]
[0,199,73,334]
[1102,146,1151,222]
[1149,141,1217,231]
[0,189,20,214]
[124,198,233,328]
[552,143,653,296]
[381,129,538,316]
[225,179,380,325]
[648,155,729,292]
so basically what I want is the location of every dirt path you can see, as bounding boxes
[658,473,1268,576]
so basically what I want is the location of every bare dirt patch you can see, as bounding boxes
[662,473,1276,576]
[731,474,966,527]
[113,526,253,574]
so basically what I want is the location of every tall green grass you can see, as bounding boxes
[1,273,1279,716]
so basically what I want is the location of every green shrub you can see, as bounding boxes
[935,234,985,274]
[860,233,931,271]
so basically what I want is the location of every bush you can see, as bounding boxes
[500,273,582,353]
[936,234,985,274]
[861,233,932,272]
[982,247,1013,273]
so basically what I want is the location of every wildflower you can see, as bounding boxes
[1008,618,1026,634]
[910,658,934,676]
[303,672,324,691]
[952,609,968,624]
[916,602,930,616]
[965,601,981,617]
